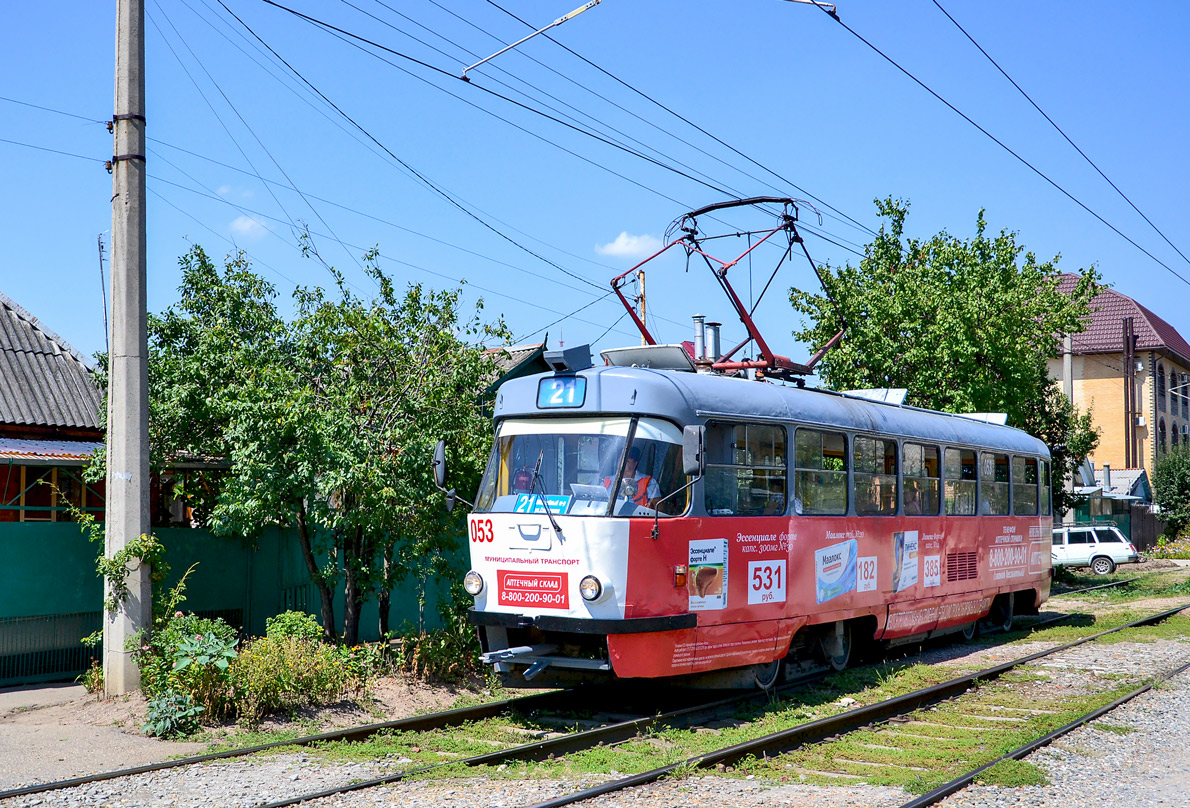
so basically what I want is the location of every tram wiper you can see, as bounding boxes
[531,450,564,541]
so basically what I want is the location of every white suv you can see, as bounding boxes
[1051,525,1140,575]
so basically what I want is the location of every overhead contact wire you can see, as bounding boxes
[813,3,1190,289]
[931,0,1190,271]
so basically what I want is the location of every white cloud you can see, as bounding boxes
[595,231,663,259]
[229,215,265,239]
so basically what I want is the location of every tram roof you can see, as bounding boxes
[493,366,1049,457]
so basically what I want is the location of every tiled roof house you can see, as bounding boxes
[1050,274,1190,474]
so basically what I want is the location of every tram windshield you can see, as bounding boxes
[474,417,689,517]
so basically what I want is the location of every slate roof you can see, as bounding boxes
[1093,466,1150,501]
[484,342,546,376]
[0,291,102,430]
[1059,274,1190,364]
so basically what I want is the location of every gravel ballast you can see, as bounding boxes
[2,638,1189,808]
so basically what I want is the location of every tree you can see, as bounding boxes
[146,245,505,643]
[1152,447,1190,538]
[789,198,1101,516]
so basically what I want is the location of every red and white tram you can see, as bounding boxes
[455,348,1053,688]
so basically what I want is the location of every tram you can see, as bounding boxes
[448,349,1052,688]
[438,199,1054,688]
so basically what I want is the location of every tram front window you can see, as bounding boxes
[474,417,688,517]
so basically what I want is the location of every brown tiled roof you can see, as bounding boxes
[1059,274,1190,364]
[0,292,101,430]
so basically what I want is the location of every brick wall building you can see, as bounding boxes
[1048,274,1190,475]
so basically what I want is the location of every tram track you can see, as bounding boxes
[897,655,1190,808]
[4,598,1185,807]
[519,602,1190,808]
[0,686,582,802]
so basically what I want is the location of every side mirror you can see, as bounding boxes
[433,440,447,489]
[682,425,705,476]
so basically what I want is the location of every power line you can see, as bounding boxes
[148,174,641,341]
[812,3,1190,290]
[0,95,107,125]
[224,0,608,293]
[483,0,878,239]
[149,0,364,277]
[930,0,1190,272]
[0,137,104,164]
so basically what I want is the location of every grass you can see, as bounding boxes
[976,758,1049,787]
[746,677,1139,793]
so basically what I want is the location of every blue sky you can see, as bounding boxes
[3,1,1188,370]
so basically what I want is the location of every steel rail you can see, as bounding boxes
[521,602,1190,808]
[255,673,830,808]
[0,686,581,801]
[899,656,1190,808]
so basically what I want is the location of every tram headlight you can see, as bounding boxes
[463,570,484,596]
[579,574,603,602]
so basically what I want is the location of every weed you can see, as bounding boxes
[143,691,204,738]
[1091,722,1135,735]
[77,660,103,694]
[976,758,1049,787]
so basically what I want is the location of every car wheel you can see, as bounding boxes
[1091,556,1116,575]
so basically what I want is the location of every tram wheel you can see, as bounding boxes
[752,659,782,691]
[981,595,1014,634]
[960,621,979,642]
[820,622,852,672]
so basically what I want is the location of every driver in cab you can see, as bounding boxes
[603,446,660,506]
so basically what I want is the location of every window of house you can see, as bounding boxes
[1181,373,1189,419]
[704,423,786,516]
[1012,456,1039,515]
[903,443,940,516]
[1039,459,1051,516]
[794,428,847,515]
[1170,368,1178,414]
[854,436,897,515]
[1158,364,1167,413]
[980,452,1010,515]
[1160,419,1167,454]
[944,448,977,515]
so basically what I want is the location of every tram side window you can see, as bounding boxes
[903,443,940,515]
[703,423,786,516]
[981,452,1010,515]
[854,436,896,515]
[794,428,847,515]
[944,448,977,515]
[1012,456,1039,515]
[1039,460,1051,516]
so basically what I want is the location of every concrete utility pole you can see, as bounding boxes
[1062,335,1075,525]
[105,0,151,696]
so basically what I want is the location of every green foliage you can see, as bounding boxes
[266,611,324,642]
[77,660,104,694]
[134,612,239,706]
[789,199,1101,515]
[1150,535,1190,560]
[392,585,481,681]
[1152,447,1190,537]
[226,635,370,726]
[142,243,507,643]
[143,691,205,738]
[173,632,238,672]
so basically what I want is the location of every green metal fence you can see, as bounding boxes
[0,523,462,687]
